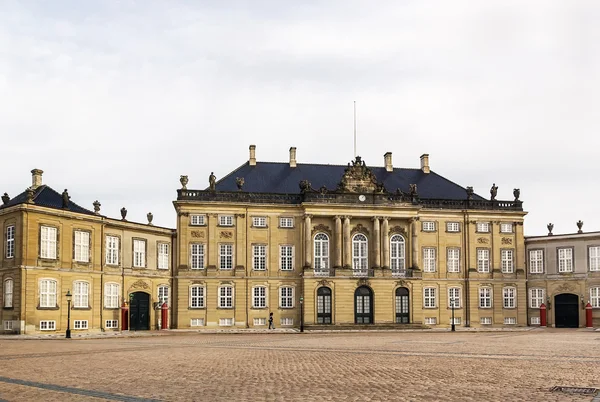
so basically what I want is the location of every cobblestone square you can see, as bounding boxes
[0,329,598,401]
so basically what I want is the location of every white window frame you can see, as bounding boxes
[501,249,514,273]
[477,249,490,273]
[191,318,205,327]
[40,320,56,331]
[253,318,266,326]
[500,223,513,233]
[252,217,267,228]
[530,316,540,325]
[279,217,294,228]
[218,286,234,308]
[219,318,233,326]
[3,279,13,308]
[480,317,492,325]
[3,321,13,330]
[529,288,545,308]
[352,234,368,272]
[73,281,89,308]
[504,317,517,325]
[476,222,490,233]
[279,286,294,308]
[503,287,516,309]
[591,287,600,308]
[447,248,460,273]
[280,317,294,326]
[424,317,437,325]
[253,245,267,271]
[422,221,436,232]
[158,285,169,305]
[280,245,294,271]
[446,222,460,233]
[390,235,406,272]
[106,236,119,265]
[448,287,461,308]
[158,243,169,270]
[5,225,15,259]
[449,317,461,325]
[190,215,206,226]
[190,286,205,308]
[589,246,600,272]
[423,287,437,308]
[39,279,57,308]
[423,247,436,272]
[74,231,90,263]
[190,243,205,270]
[219,244,233,270]
[479,287,492,308]
[104,282,120,309]
[40,226,57,259]
[105,320,119,329]
[218,215,234,226]
[558,248,573,273]
[74,320,88,330]
[133,239,146,268]
[314,233,330,271]
[529,249,543,274]
[252,286,267,308]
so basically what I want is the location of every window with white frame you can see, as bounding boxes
[74,231,90,262]
[558,248,573,272]
[3,321,13,330]
[190,215,205,226]
[279,217,294,228]
[422,221,436,232]
[280,245,294,271]
[219,286,233,308]
[501,249,514,273]
[219,318,233,326]
[529,288,545,308]
[447,248,460,273]
[158,243,169,270]
[424,287,436,308]
[218,215,233,226]
[253,245,267,270]
[589,246,600,271]
[253,318,266,326]
[74,320,88,330]
[158,285,169,305]
[73,281,89,308]
[476,222,490,233]
[503,287,516,308]
[446,222,460,233]
[504,317,516,325]
[39,279,57,308]
[352,234,368,272]
[191,318,204,327]
[5,225,15,258]
[529,250,543,273]
[480,317,492,325]
[40,226,57,259]
[133,239,146,268]
[479,287,492,308]
[424,317,437,325]
[4,279,13,308]
[40,320,56,331]
[280,317,293,326]
[106,236,119,265]
[423,247,436,272]
[219,244,233,269]
[390,235,405,271]
[448,287,461,308]
[530,317,540,325]
[252,217,267,227]
[280,287,294,308]
[500,223,513,233]
[591,287,600,308]
[190,243,205,269]
[190,286,205,308]
[477,249,490,273]
[314,233,329,270]
[252,286,267,308]
[105,320,118,329]
[104,283,119,308]
[450,317,461,325]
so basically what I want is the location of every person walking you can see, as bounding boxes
[268,312,275,329]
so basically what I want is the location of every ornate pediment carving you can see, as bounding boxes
[316,279,332,287]
[555,282,576,292]
[477,237,489,244]
[130,280,149,290]
[356,278,371,287]
[312,224,332,236]
[351,223,370,236]
[501,237,512,245]
[337,156,383,193]
[389,225,407,236]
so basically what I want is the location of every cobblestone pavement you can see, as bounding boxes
[0,329,598,401]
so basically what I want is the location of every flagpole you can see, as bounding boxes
[353,101,357,158]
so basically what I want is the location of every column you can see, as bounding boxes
[382,217,389,269]
[304,215,312,268]
[372,217,381,268]
[343,216,351,268]
[411,217,419,269]
[334,216,342,268]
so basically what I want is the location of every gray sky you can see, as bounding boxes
[1,1,598,236]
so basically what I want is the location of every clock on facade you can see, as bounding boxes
[358,195,366,202]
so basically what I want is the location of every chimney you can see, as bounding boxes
[289,147,297,168]
[31,169,44,189]
[420,154,430,174]
[384,152,393,172]
[249,145,256,166]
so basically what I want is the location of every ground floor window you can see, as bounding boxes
[105,320,118,329]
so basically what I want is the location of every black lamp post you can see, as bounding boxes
[450,297,456,332]
[300,296,304,333]
[65,290,72,339]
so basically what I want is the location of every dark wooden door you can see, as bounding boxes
[130,292,150,331]
[555,294,579,328]
[317,287,332,324]
[355,286,373,324]
[395,287,409,324]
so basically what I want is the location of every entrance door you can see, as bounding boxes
[317,287,332,324]
[355,286,373,324]
[555,293,579,328]
[395,287,410,323]
[130,292,150,331]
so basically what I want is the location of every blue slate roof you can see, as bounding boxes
[1,185,96,215]
[212,161,485,201]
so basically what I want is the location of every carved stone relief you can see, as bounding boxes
[389,225,407,236]
[356,278,371,287]
[477,237,490,244]
[316,279,332,287]
[191,231,205,238]
[220,231,233,239]
[130,279,149,290]
[312,224,332,236]
[501,237,513,245]
[351,223,370,236]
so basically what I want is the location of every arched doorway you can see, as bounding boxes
[395,287,410,323]
[355,286,373,324]
[316,287,332,324]
[555,293,579,328]
[129,292,150,331]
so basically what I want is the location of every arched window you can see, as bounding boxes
[4,279,13,308]
[352,234,368,272]
[390,235,405,272]
[314,233,329,270]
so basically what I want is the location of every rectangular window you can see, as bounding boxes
[105,320,118,329]
[449,317,461,325]
[476,222,490,233]
[3,321,13,330]
[591,287,600,308]
[74,231,90,262]
[5,225,15,258]
[479,288,492,308]
[529,250,543,273]
[191,318,205,327]
[447,248,460,273]
[253,245,267,270]
[190,286,205,308]
[280,287,294,308]
[40,320,56,331]
[158,286,169,305]
[424,317,437,325]
[40,226,57,259]
[422,221,436,232]
[252,217,267,227]
[190,215,206,226]
[448,287,461,308]
[530,317,540,325]
[446,222,460,232]
[501,249,514,273]
[280,245,294,271]
[504,317,516,325]
[558,248,573,272]
[218,215,233,226]
[219,244,233,270]
[480,317,492,325]
[253,287,267,308]
[423,248,436,272]
[219,286,233,308]
[74,320,88,330]
[279,217,294,228]
[133,239,146,268]
[424,288,436,308]
[4,279,13,308]
[500,223,513,233]
[253,318,266,326]
[589,246,600,271]
[106,236,119,265]
[158,243,169,269]
[280,317,294,326]
[529,288,545,308]
[190,244,205,269]
[104,283,119,308]
[219,318,233,326]
[73,282,89,308]
[39,279,57,308]
[503,287,516,308]
[477,249,490,273]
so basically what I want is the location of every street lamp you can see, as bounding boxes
[65,290,72,339]
[299,296,304,333]
[450,297,456,332]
